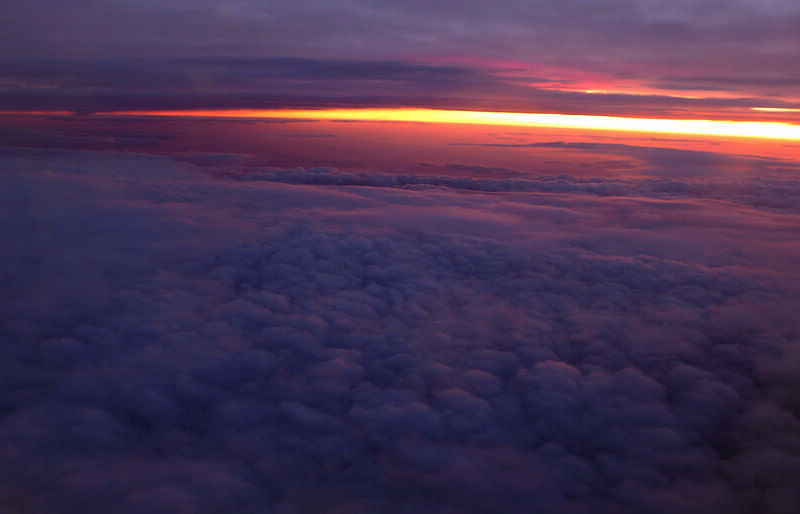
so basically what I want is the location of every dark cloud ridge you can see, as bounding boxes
[234,164,800,212]
[1,58,794,118]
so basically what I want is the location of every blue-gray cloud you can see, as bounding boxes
[1,148,800,512]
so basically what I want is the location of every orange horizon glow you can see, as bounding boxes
[99,108,800,141]
[5,107,800,141]
[752,107,800,113]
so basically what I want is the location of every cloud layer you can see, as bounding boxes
[1,149,800,512]
[2,58,799,118]
[3,1,800,76]
[4,1,800,114]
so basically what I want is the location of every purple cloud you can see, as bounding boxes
[1,148,799,512]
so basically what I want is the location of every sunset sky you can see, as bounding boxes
[2,0,800,119]
[2,2,800,513]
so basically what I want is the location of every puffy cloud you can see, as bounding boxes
[1,149,799,512]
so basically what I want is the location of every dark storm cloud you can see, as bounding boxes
[2,149,800,512]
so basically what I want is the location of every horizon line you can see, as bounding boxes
[5,107,800,141]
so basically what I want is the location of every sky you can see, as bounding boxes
[2,1,800,513]
[2,0,800,119]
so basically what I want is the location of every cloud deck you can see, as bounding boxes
[2,150,799,512]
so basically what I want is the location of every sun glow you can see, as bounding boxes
[101,108,800,141]
[752,107,800,113]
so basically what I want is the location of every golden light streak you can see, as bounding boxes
[104,108,800,141]
[580,88,706,100]
[752,107,800,113]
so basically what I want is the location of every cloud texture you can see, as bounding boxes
[1,149,800,512]
[1,58,798,118]
[4,0,800,116]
